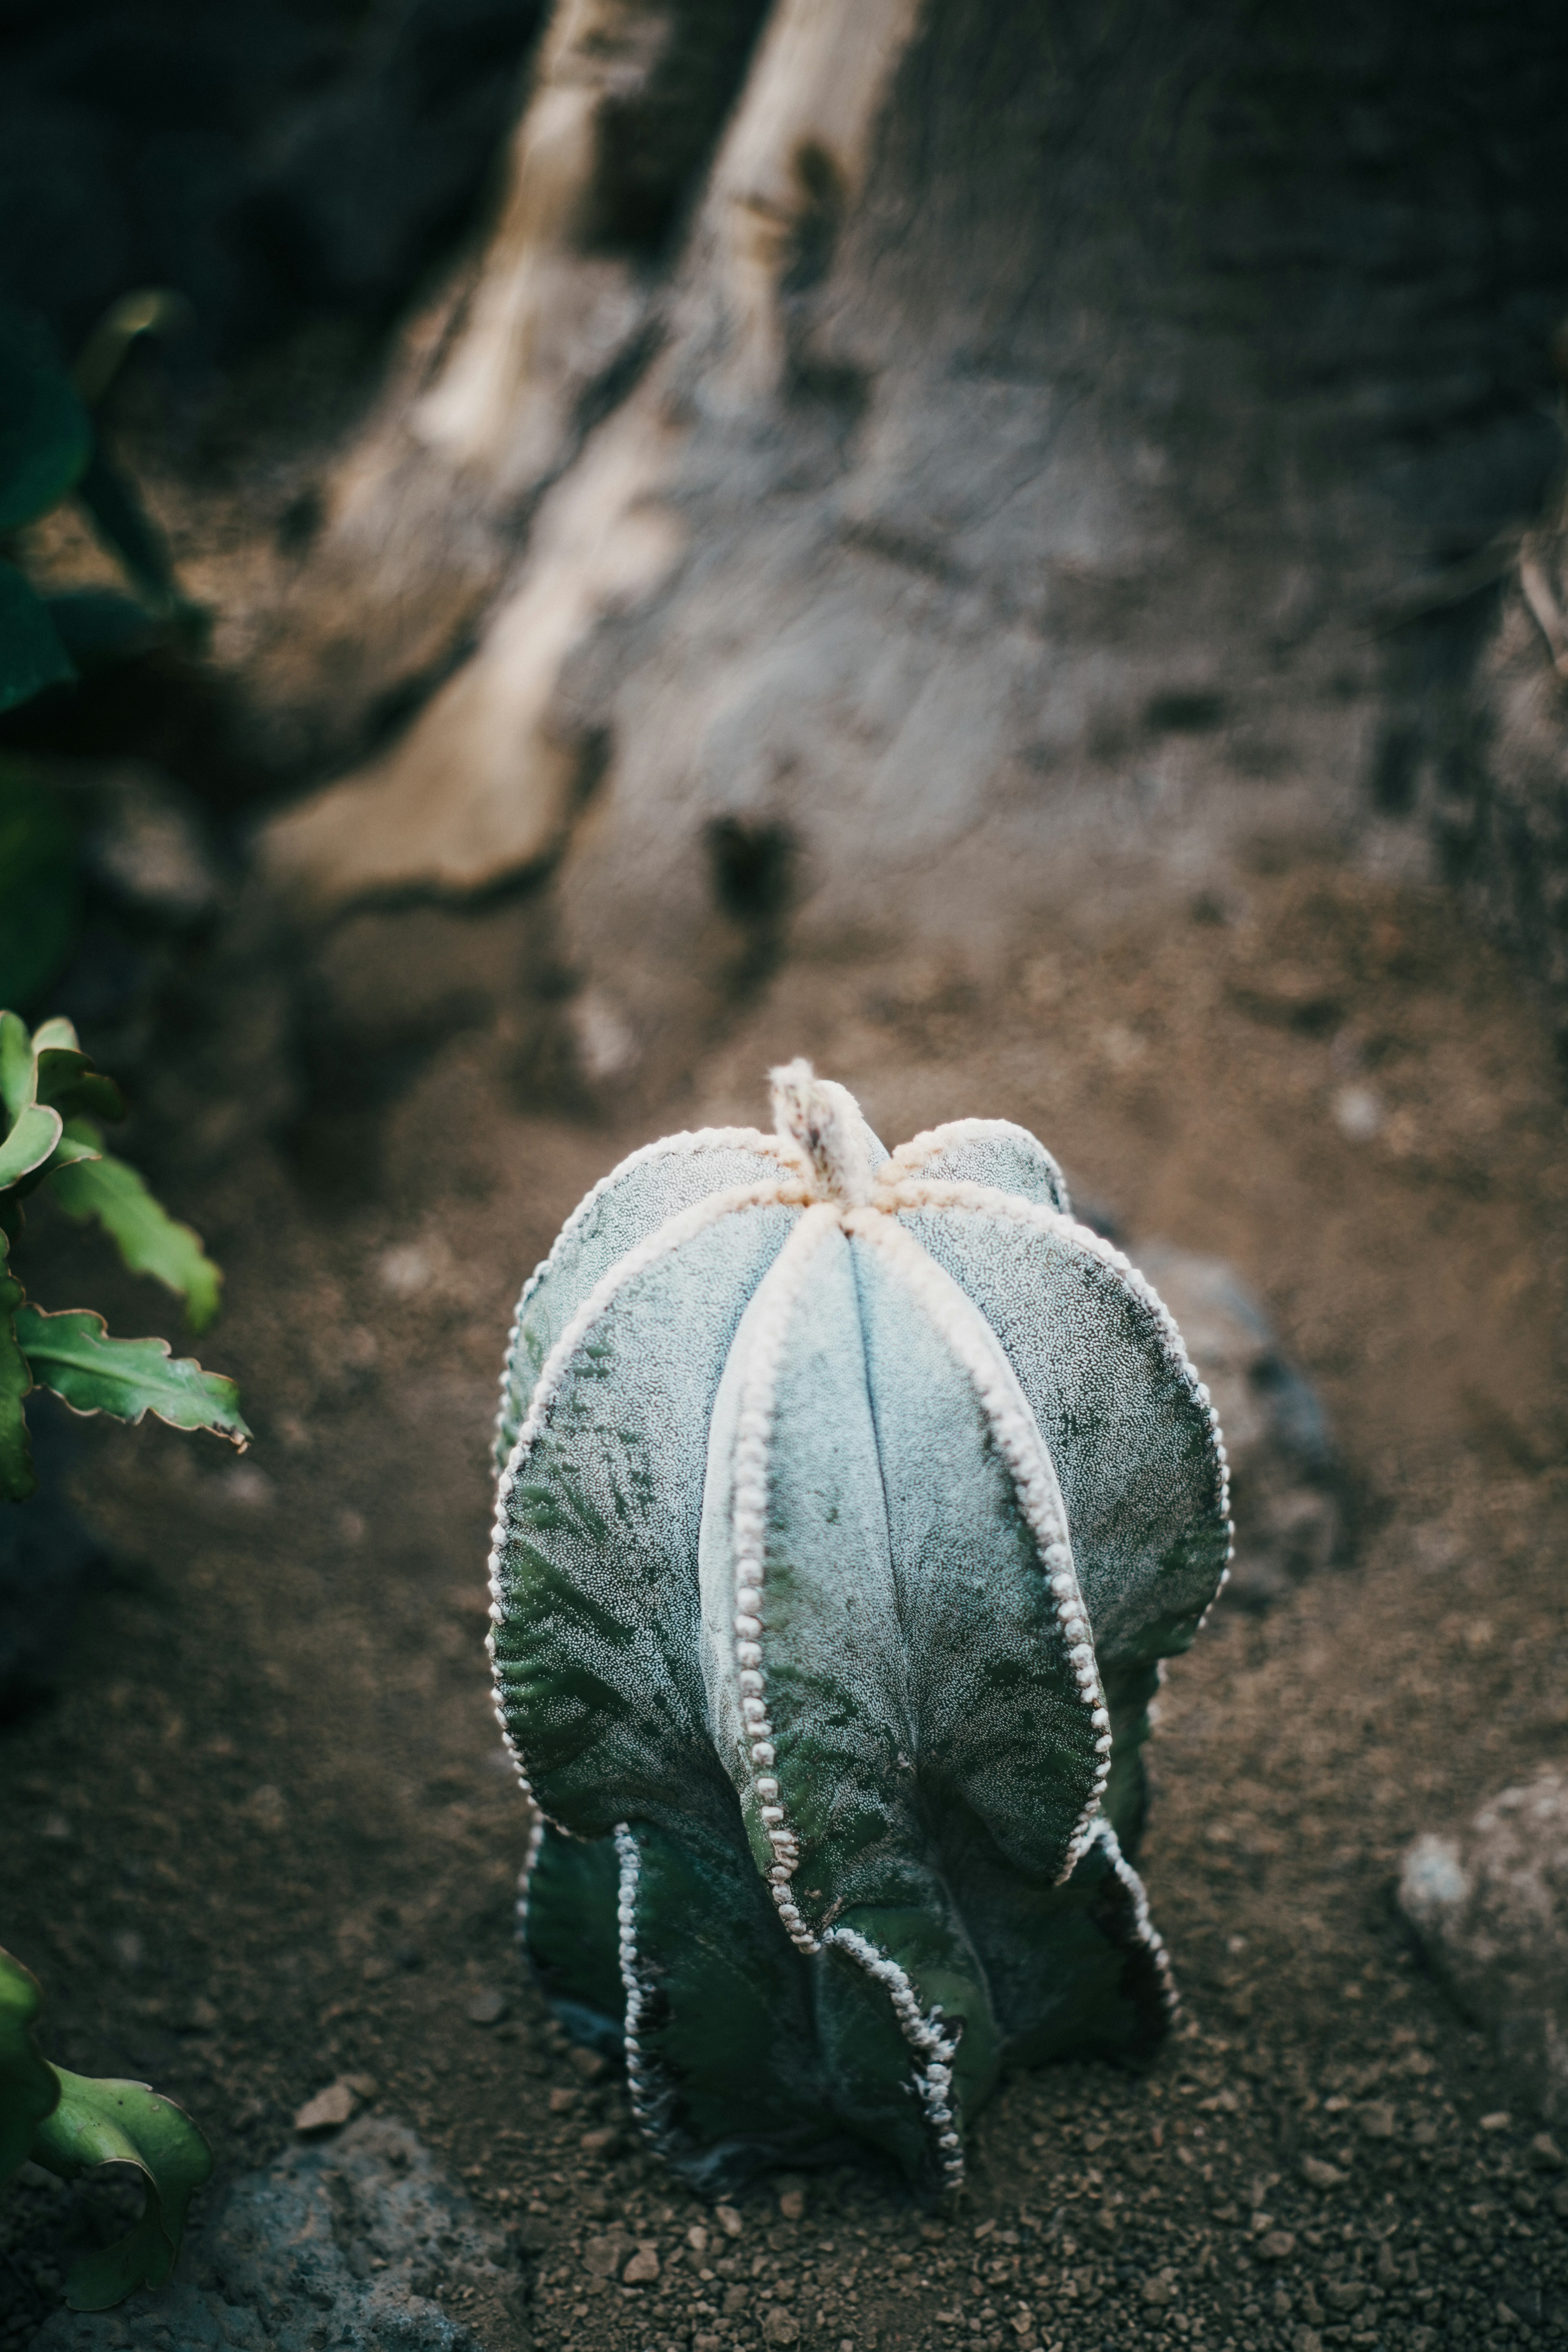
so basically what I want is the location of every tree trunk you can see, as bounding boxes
[234,0,1568,1095]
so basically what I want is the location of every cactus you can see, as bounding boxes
[489,1063,1231,2194]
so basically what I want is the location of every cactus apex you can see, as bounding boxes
[769,1058,877,1205]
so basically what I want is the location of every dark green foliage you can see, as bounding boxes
[0,1009,245,1501]
[0,1945,211,2310]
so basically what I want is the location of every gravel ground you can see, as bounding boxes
[4,846,1567,2351]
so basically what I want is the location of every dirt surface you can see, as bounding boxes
[5,844,1568,2352]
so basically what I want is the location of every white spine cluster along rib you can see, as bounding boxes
[488,1061,1232,2191]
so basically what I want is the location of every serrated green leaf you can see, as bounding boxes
[0,559,75,716]
[0,1250,34,1501]
[0,1100,62,1187]
[0,307,92,532]
[31,2068,211,2309]
[14,1305,249,1442]
[0,1946,59,2182]
[0,773,79,1011]
[48,1127,221,1332]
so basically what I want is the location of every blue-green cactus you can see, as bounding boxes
[489,1063,1231,2194]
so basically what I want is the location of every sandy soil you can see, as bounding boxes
[4,844,1568,2352]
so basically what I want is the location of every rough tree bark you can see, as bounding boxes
[232,0,1568,1096]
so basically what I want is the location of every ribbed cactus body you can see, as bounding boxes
[490,1068,1230,2194]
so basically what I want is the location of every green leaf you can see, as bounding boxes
[34,1050,123,1127]
[0,1100,62,1187]
[0,559,75,717]
[0,1946,59,2183]
[0,770,80,1011]
[31,2068,212,2309]
[14,1305,249,1443]
[44,588,163,672]
[0,306,92,532]
[48,1127,221,1332]
[0,1010,34,1117]
[30,1016,80,1052]
[0,1248,34,1501]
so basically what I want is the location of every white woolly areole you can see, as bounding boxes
[770,1058,877,1206]
[723,1201,841,1953]
[1092,1818,1181,2028]
[822,1924,966,2192]
[614,1823,680,2158]
[514,1809,547,1943]
[486,1175,806,1820]
[875,1175,1234,1551]
[847,1210,1111,1876]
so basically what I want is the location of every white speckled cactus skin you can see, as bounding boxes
[488,1065,1232,2194]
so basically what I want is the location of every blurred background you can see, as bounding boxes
[4,4,1568,2348]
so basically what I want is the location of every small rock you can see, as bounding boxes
[1293,2332,1323,2352]
[715,2203,744,2238]
[1129,1242,1340,1606]
[1530,2132,1565,2170]
[1553,2181,1568,2221]
[1480,2109,1513,2132]
[623,2241,660,2283]
[776,2174,808,2221]
[723,2283,751,2316]
[1271,2287,1294,2318]
[35,2115,514,2351]
[518,2214,555,2252]
[568,2045,608,2082]
[1140,2274,1178,2306]
[1325,2282,1366,2311]
[584,2231,631,2278]
[581,2126,622,2157]
[295,2079,359,2134]
[465,1986,508,2026]
[687,2224,710,2254]
[1257,2232,1297,2261]
[548,2086,579,2114]
[695,2336,723,2352]
[1301,2157,1344,2188]
[762,2308,801,2345]
[1399,1771,1568,2123]
[1334,1084,1383,1143]
[1359,2103,1396,2140]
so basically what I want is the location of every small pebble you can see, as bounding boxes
[1301,2156,1344,2188]
[548,2087,578,2114]
[466,1987,508,2026]
[1479,2109,1512,2132]
[623,2241,660,2283]
[1257,2232,1296,2261]
[1359,2102,1396,2140]
[1530,2131,1565,2170]
[568,2045,607,2082]
[715,2203,744,2238]
[293,2079,358,2134]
